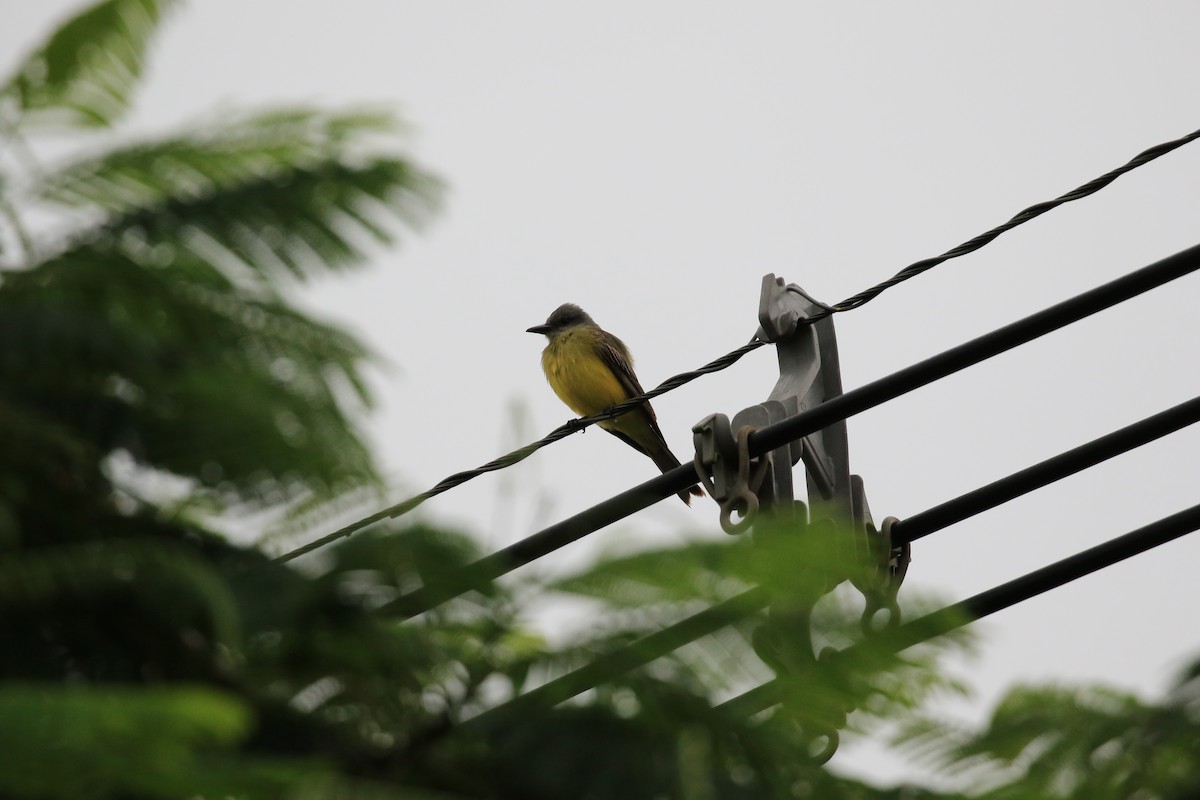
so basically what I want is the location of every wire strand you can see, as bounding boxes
[892,394,1200,544]
[718,501,1200,717]
[376,242,1200,615]
[451,394,1200,720]
[276,124,1200,563]
[831,126,1200,312]
[276,340,766,562]
[418,500,1200,735]
[464,587,772,727]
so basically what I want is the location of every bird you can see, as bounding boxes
[527,303,704,505]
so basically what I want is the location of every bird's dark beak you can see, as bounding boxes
[526,324,552,335]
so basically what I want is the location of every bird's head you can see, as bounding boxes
[527,303,595,338]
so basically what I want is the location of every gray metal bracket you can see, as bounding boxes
[753,274,853,525]
[690,274,910,761]
[692,275,867,539]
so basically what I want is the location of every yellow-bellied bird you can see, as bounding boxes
[528,303,703,505]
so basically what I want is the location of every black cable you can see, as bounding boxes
[745,243,1200,457]
[450,395,1200,720]
[448,500,1200,732]
[383,242,1200,617]
[276,126,1200,563]
[831,126,1200,312]
[276,342,764,562]
[718,501,1200,717]
[378,476,688,617]
[892,394,1200,545]
[464,587,771,727]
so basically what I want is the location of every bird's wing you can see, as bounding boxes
[596,330,658,424]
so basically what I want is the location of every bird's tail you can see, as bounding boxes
[602,419,705,506]
[648,447,705,506]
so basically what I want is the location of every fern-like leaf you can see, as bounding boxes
[35,107,440,285]
[0,0,178,129]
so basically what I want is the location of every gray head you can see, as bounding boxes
[526,303,596,337]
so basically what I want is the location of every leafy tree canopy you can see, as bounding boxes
[2,3,1198,799]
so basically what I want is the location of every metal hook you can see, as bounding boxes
[859,516,911,635]
[718,426,771,533]
[693,415,770,534]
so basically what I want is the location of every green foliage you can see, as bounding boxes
[899,671,1200,800]
[544,515,973,758]
[39,108,438,283]
[0,684,253,799]
[0,0,179,129]
[0,509,986,799]
[0,1,440,517]
[0,682,462,799]
[13,2,1198,799]
[553,513,897,611]
[0,245,381,508]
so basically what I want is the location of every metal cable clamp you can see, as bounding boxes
[693,415,770,534]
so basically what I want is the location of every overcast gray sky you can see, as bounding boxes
[6,1,1200,785]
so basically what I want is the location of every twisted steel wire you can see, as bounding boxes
[276,339,768,561]
[371,241,1200,614]
[718,501,1200,717]
[833,127,1200,312]
[277,125,1200,563]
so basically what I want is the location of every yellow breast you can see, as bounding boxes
[541,328,629,417]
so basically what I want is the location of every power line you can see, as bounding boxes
[276,340,764,562]
[380,242,1200,618]
[276,341,763,562]
[450,394,1200,719]
[745,243,1200,458]
[718,501,1200,717]
[831,126,1200,312]
[465,587,772,727]
[278,125,1200,563]
[892,394,1200,545]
